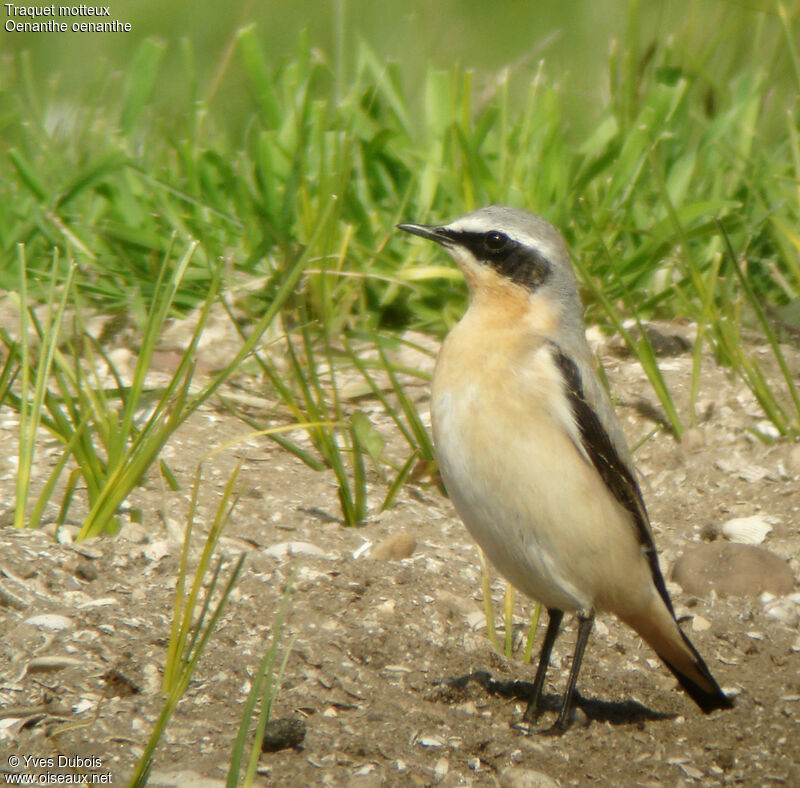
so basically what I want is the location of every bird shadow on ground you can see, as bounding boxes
[432,671,675,727]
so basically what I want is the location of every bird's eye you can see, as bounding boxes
[484,231,510,252]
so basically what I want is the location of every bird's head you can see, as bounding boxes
[398,205,584,336]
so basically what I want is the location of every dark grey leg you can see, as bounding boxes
[523,608,564,723]
[545,612,594,734]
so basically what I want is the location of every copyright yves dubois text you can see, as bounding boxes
[5,754,112,784]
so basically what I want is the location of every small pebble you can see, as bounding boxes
[56,527,77,545]
[499,766,559,788]
[261,717,306,753]
[103,669,141,697]
[691,615,711,631]
[118,522,150,544]
[681,428,705,452]
[146,770,224,788]
[24,614,74,631]
[698,523,719,542]
[788,444,800,477]
[346,775,382,788]
[371,531,417,561]
[571,706,590,727]
[75,559,98,581]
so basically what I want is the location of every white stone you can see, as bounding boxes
[24,614,74,631]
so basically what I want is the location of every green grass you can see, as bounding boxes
[2,2,800,779]
[4,10,799,536]
[4,13,799,448]
[130,461,247,787]
[129,454,296,788]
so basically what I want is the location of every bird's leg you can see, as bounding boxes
[544,611,594,735]
[523,608,563,723]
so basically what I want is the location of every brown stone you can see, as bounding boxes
[672,542,795,598]
[370,531,417,561]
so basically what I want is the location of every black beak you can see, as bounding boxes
[397,222,452,247]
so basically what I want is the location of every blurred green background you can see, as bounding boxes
[4,0,795,138]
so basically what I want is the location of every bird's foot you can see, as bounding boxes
[511,718,568,736]
[539,720,570,736]
[516,705,586,735]
[521,704,542,725]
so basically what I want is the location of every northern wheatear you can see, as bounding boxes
[398,206,732,733]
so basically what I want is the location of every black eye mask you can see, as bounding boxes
[442,229,552,292]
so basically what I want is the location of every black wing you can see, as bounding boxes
[551,346,675,615]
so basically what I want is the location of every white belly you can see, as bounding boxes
[431,340,649,616]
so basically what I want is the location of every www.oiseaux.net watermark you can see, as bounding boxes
[5,754,112,784]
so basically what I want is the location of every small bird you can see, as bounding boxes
[398,206,732,733]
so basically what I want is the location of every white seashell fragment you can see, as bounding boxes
[77,597,119,609]
[143,539,170,562]
[351,541,372,559]
[24,656,84,674]
[263,541,337,560]
[762,593,800,626]
[72,698,96,713]
[739,464,771,483]
[594,618,609,637]
[755,420,781,440]
[715,457,774,483]
[465,611,487,630]
[721,515,772,545]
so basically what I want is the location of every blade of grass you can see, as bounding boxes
[504,585,514,658]
[373,334,435,461]
[381,450,418,512]
[226,567,296,786]
[129,553,246,788]
[478,549,499,653]
[570,229,683,438]
[717,219,800,430]
[131,459,247,786]
[238,570,297,787]
[15,249,75,528]
[349,414,368,523]
[523,602,543,664]
[120,39,166,133]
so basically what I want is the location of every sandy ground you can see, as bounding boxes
[1,320,799,787]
